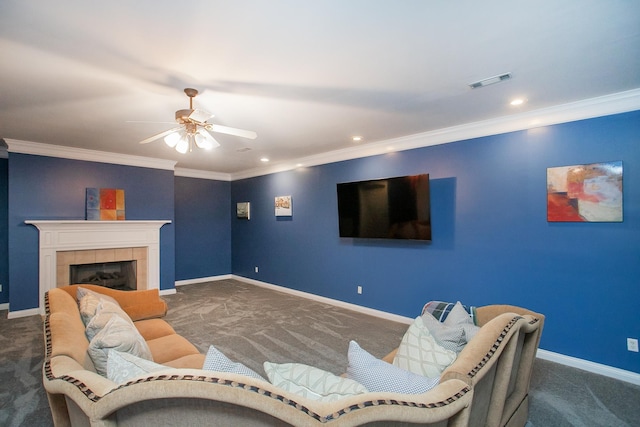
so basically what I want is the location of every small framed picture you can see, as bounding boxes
[275,196,292,217]
[236,202,250,219]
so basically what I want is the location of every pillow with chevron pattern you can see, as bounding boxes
[393,316,457,377]
[264,362,368,402]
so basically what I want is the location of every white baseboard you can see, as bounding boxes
[232,275,414,325]
[536,349,640,386]
[7,307,42,319]
[230,275,640,386]
[175,274,232,287]
[0,303,8,311]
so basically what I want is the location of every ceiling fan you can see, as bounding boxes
[138,88,257,153]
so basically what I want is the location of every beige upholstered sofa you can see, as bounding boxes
[43,285,543,427]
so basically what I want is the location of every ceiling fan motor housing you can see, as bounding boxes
[175,109,194,124]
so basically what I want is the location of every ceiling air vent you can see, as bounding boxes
[469,73,512,89]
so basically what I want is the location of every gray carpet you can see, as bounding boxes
[1,279,639,426]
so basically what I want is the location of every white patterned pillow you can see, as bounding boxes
[77,287,120,326]
[203,345,265,381]
[393,317,457,377]
[346,341,439,394]
[87,314,153,376]
[264,362,368,402]
[85,300,135,341]
[107,350,167,384]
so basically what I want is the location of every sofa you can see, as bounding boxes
[43,284,543,426]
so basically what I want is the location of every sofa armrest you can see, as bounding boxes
[475,304,544,328]
[60,284,168,321]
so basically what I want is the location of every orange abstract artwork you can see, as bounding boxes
[86,188,125,220]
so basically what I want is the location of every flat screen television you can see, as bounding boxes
[337,174,431,241]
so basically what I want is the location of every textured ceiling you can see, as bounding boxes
[1,1,639,176]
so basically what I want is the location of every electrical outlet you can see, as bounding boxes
[357,285,362,294]
[254,266,259,273]
[0,284,2,292]
[628,338,639,352]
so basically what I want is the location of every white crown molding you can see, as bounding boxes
[174,167,231,181]
[4,89,639,180]
[5,139,177,171]
[231,88,640,181]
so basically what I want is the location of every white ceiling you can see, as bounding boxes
[1,1,639,176]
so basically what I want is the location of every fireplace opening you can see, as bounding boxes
[70,261,137,291]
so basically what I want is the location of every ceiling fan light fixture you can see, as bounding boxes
[175,135,190,154]
[164,131,181,148]
[195,130,220,150]
[137,88,256,152]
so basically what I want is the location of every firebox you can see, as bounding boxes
[70,261,137,291]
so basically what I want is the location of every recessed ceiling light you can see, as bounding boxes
[510,98,526,106]
[260,157,269,162]
[352,136,363,142]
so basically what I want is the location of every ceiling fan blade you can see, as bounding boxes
[189,109,214,123]
[127,120,177,124]
[208,124,257,140]
[138,127,182,144]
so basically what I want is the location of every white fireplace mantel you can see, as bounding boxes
[25,220,170,314]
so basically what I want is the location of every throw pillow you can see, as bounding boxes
[392,317,457,377]
[264,362,367,402]
[202,345,265,381]
[85,300,135,342]
[346,341,439,394]
[420,312,466,353]
[444,301,481,342]
[77,287,120,326]
[421,300,477,325]
[107,349,168,384]
[87,314,153,376]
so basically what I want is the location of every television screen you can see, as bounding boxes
[337,174,431,241]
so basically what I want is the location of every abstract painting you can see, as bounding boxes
[86,188,125,220]
[547,161,622,222]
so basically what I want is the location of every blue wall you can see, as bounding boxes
[231,111,640,373]
[7,154,176,311]
[0,158,8,304]
[3,110,638,373]
[175,176,231,280]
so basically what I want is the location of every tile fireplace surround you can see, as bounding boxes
[25,220,170,315]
